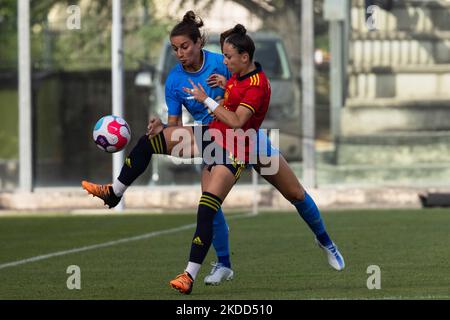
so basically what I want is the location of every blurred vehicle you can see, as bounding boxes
[135,32,302,183]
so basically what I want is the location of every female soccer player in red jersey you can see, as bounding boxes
[167,24,271,294]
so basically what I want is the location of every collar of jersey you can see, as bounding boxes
[180,50,207,74]
[236,62,262,81]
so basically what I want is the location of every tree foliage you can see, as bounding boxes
[0,0,173,70]
[0,0,328,72]
[186,0,327,78]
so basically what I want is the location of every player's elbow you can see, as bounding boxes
[221,114,246,129]
[230,120,245,130]
[231,116,249,129]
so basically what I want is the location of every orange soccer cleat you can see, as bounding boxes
[81,180,122,209]
[169,272,194,295]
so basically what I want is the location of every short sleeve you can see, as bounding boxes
[239,86,263,114]
[165,81,182,116]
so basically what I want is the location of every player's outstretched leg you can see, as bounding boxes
[82,131,167,208]
[257,155,345,271]
[292,192,345,271]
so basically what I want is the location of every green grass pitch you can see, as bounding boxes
[0,209,449,300]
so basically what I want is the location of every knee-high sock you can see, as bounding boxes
[189,192,223,276]
[292,192,332,247]
[115,132,167,191]
[212,207,231,268]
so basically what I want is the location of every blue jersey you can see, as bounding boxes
[165,50,231,124]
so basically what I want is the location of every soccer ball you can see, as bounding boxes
[93,115,131,153]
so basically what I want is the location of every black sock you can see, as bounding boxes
[117,132,167,186]
[189,192,223,264]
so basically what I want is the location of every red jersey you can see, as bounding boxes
[209,62,271,162]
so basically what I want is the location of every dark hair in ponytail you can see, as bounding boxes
[170,11,206,47]
[220,24,255,60]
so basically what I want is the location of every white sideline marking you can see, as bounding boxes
[0,213,254,271]
[0,223,195,270]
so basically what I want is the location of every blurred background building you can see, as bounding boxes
[337,0,450,187]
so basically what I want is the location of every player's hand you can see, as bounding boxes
[183,79,208,103]
[147,116,163,137]
[206,74,226,89]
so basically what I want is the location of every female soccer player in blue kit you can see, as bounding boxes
[82,12,344,290]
